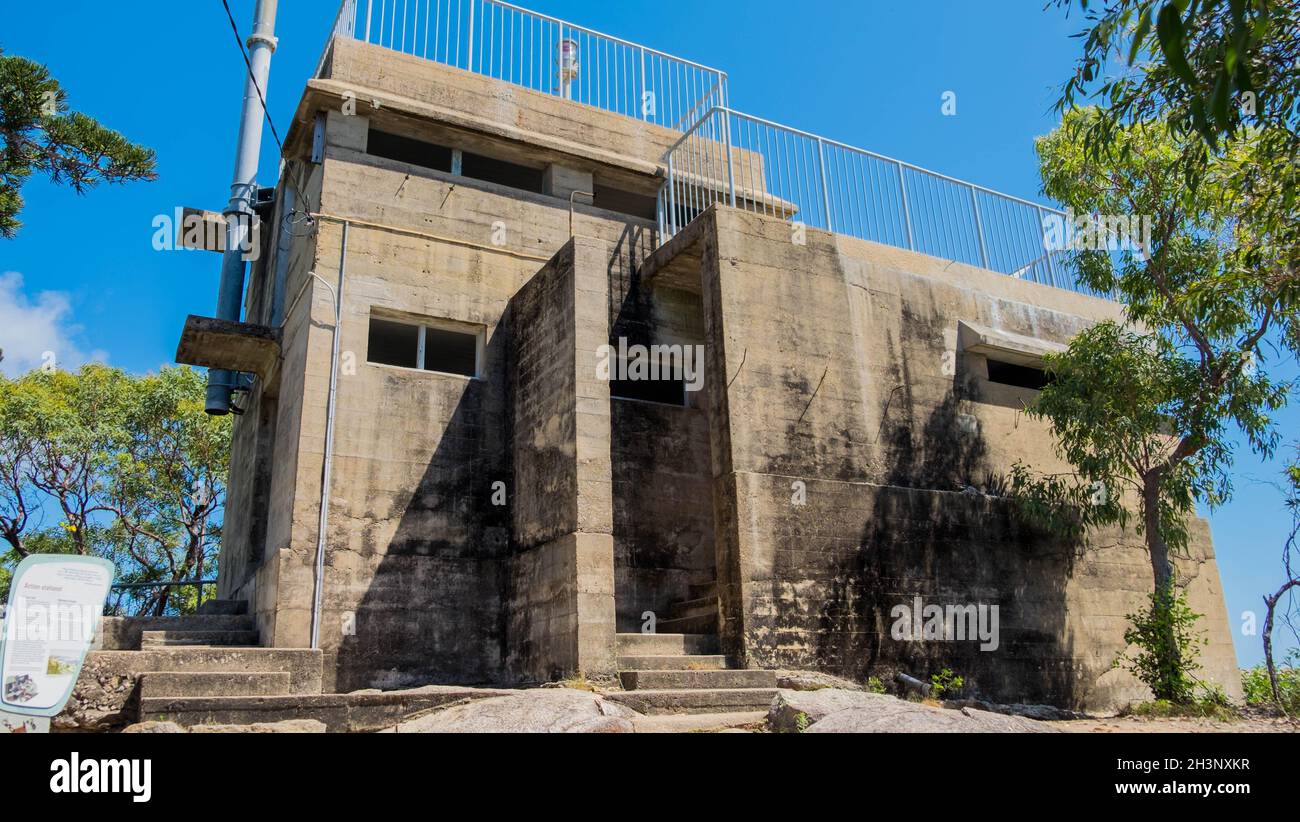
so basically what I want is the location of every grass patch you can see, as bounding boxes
[558,674,599,692]
[1121,698,1240,721]
[1241,657,1300,714]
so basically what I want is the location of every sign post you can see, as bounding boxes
[0,555,115,733]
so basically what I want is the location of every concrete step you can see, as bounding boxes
[631,710,768,733]
[655,613,717,635]
[138,688,513,732]
[104,648,323,694]
[607,688,779,715]
[196,599,248,616]
[139,671,290,699]
[616,633,718,656]
[617,655,728,671]
[667,596,717,620]
[619,668,777,691]
[688,581,718,600]
[140,630,259,648]
[97,615,255,650]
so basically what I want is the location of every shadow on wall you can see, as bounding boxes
[337,326,512,692]
[807,328,1087,707]
[606,223,719,627]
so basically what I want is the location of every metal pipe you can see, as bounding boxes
[309,222,348,651]
[569,190,593,237]
[207,0,279,415]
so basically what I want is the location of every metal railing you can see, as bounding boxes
[659,107,1100,294]
[326,0,727,128]
[108,579,218,617]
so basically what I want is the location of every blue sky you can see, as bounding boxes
[2,0,1295,665]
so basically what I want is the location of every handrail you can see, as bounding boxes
[327,0,728,128]
[659,106,1108,296]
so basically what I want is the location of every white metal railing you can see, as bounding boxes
[658,107,1104,295]
[324,0,727,128]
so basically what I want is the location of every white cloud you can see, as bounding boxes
[0,271,107,377]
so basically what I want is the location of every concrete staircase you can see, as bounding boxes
[608,582,777,715]
[126,601,305,707]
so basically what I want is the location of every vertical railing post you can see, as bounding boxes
[656,183,665,238]
[467,0,476,72]
[639,47,648,121]
[816,137,833,233]
[898,163,914,250]
[667,155,678,236]
[364,0,373,41]
[1038,205,1059,287]
[971,187,989,269]
[722,110,736,207]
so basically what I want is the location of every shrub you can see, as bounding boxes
[1117,584,1205,704]
[930,668,964,700]
[1241,649,1300,713]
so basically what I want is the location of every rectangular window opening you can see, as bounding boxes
[986,358,1051,390]
[367,128,453,173]
[609,358,688,406]
[593,183,657,221]
[367,314,480,378]
[461,151,545,193]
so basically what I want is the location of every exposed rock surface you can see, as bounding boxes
[121,721,187,734]
[775,670,863,691]
[190,719,326,733]
[386,688,639,733]
[942,698,1086,721]
[122,719,326,733]
[55,653,137,731]
[769,689,1059,733]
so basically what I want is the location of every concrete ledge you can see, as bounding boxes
[175,314,281,379]
[96,615,254,650]
[139,687,517,732]
[958,320,1068,366]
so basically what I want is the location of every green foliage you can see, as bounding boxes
[0,49,156,238]
[1052,2,1300,357]
[1122,696,1239,721]
[1015,109,1293,700]
[1057,1,1298,144]
[1021,112,1292,554]
[1241,649,1300,712]
[929,668,964,700]
[865,676,888,695]
[794,711,811,732]
[1116,583,1207,703]
[0,365,230,615]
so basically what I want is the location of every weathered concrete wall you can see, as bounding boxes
[606,273,716,628]
[233,80,655,690]
[219,160,323,605]
[213,41,1241,709]
[506,237,616,682]
[687,206,1239,711]
[611,400,715,630]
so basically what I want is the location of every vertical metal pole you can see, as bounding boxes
[310,222,347,652]
[207,0,279,415]
[639,47,647,120]
[364,0,373,40]
[722,110,736,207]
[816,137,832,233]
[1039,206,1059,287]
[667,155,678,236]
[971,187,989,269]
[898,163,914,250]
[656,183,665,238]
